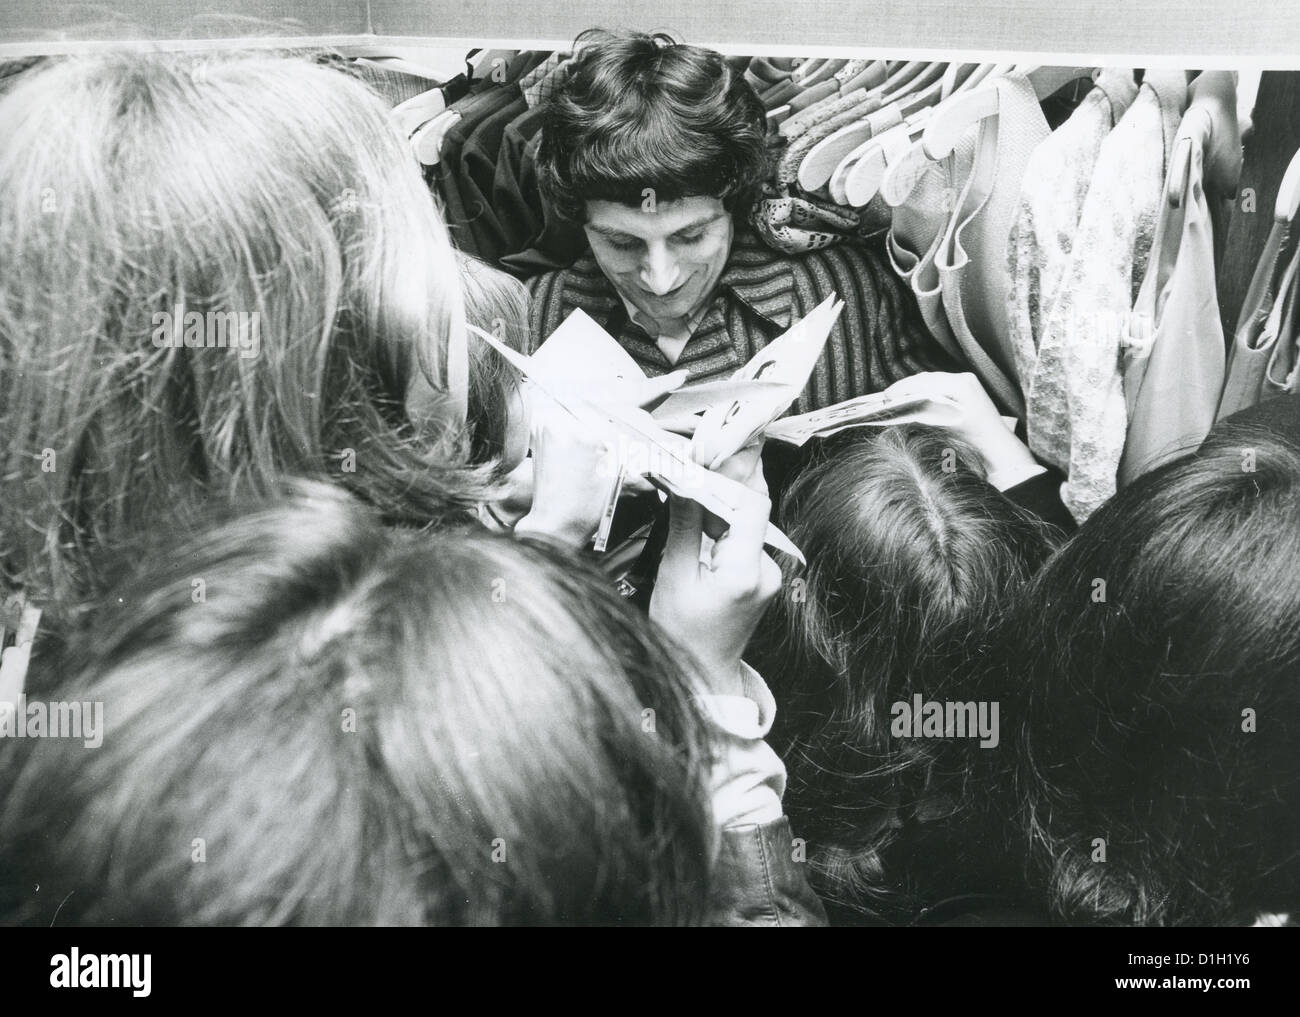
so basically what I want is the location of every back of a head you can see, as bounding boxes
[773,425,1055,725]
[0,484,713,925]
[764,425,1056,915]
[537,30,767,222]
[0,51,481,606]
[1003,426,1300,925]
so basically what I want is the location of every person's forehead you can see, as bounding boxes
[585,196,726,238]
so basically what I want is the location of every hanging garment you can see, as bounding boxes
[453,49,554,262]
[1118,139,1227,484]
[885,130,977,365]
[1220,230,1300,409]
[498,130,588,278]
[1007,70,1138,395]
[787,78,840,114]
[797,101,899,194]
[490,106,548,261]
[825,104,910,204]
[459,89,531,263]
[1028,69,1187,520]
[1219,216,1298,417]
[432,85,524,257]
[518,51,567,106]
[779,60,872,137]
[781,86,871,142]
[748,56,792,85]
[934,72,1051,417]
[778,93,885,187]
[749,192,872,253]
[760,77,803,111]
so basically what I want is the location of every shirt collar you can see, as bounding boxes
[616,293,709,343]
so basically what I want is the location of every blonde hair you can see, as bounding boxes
[0,51,487,604]
[456,254,530,468]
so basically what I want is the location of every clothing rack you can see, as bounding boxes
[5,0,1300,66]
[6,6,1300,521]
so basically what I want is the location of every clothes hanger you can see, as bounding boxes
[779,61,875,138]
[880,137,939,207]
[391,87,448,138]
[1276,144,1300,223]
[746,56,790,84]
[874,60,929,99]
[824,105,926,204]
[782,86,874,144]
[827,136,877,203]
[953,63,1002,94]
[774,63,868,136]
[876,64,1007,207]
[818,68,947,199]
[839,59,888,96]
[939,62,980,101]
[1167,70,1241,207]
[893,66,951,119]
[767,104,794,128]
[922,65,1097,160]
[833,59,872,87]
[878,62,946,108]
[467,48,519,81]
[803,115,885,192]
[793,58,848,88]
[797,64,938,191]
[789,58,827,84]
[760,76,803,111]
[843,111,934,207]
[787,77,841,113]
[412,108,460,166]
[827,108,934,205]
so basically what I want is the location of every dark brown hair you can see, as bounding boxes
[0,483,715,925]
[760,425,1058,920]
[537,30,768,223]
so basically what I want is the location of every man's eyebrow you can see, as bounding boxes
[587,212,726,240]
[586,223,638,239]
[671,213,726,236]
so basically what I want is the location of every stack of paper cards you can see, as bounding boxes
[470,295,847,562]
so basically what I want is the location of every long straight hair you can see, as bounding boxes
[0,51,490,606]
[760,425,1058,919]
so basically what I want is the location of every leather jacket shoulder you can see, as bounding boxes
[705,816,828,927]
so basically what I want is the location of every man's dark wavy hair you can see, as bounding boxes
[537,30,768,224]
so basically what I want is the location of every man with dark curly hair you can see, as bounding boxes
[528,31,957,412]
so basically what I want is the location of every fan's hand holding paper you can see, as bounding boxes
[468,317,806,562]
[765,390,1019,446]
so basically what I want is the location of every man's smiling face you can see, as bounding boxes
[583,196,734,329]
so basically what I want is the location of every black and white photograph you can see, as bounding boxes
[0,0,1296,988]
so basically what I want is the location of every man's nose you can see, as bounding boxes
[639,243,681,295]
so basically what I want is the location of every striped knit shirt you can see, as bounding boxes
[526,231,959,413]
